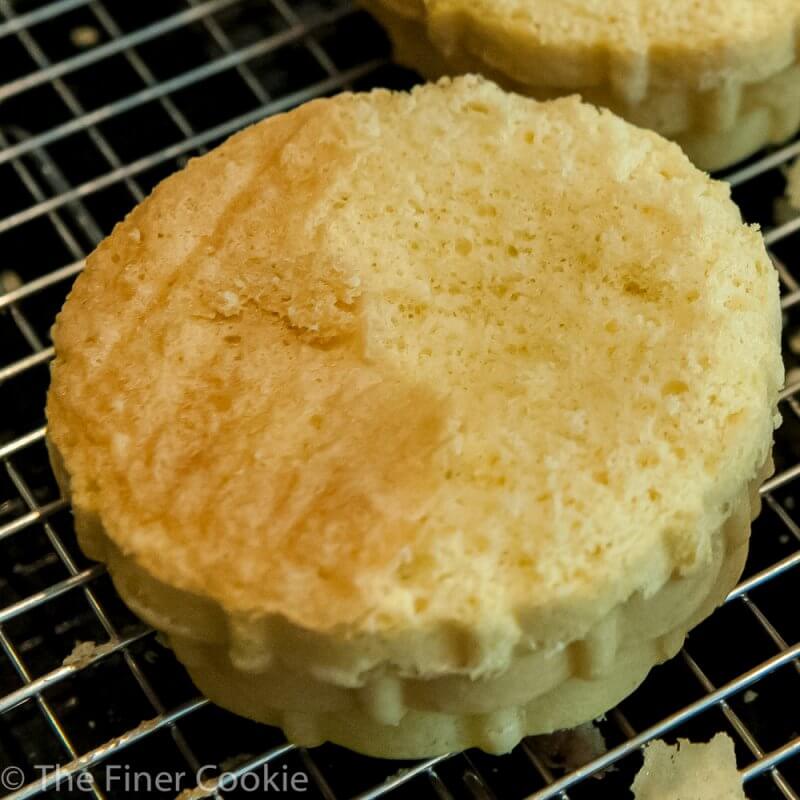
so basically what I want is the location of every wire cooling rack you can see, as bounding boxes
[0,1,799,798]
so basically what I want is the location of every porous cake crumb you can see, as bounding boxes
[632,733,747,800]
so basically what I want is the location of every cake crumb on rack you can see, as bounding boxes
[632,733,747,799]
[62,640,113,669]
[528,722,608,773]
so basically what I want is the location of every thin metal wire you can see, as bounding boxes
[0,4,357,172]
[762,464,800,494]
[188,0,270,104]
[354,756,451,800]
[0,426,46,461]
[0,497,69,541]
[782,290,800,310]
[728,550,800,601]
[0,0,91,39]
[4,698,208,800]
[0,129,89,258]
[0,127,84,380]
[428,771,457,800]
[298,749,338,800]
[462,755,498,800]
[780,379,800,401]
[0,0,241,102]
[88,0,199,142]
[0,58,383,235]
[726,138,800,187]
[0,628,151,715]
[0,123,87,393]
[741,594,794,655]
[610,707,637,739]
[773,254,800,293]
[0,348,55,383]
[0,0,146,206]
[520,742,570,800]
[765,217,800,247]
[0,628,107,800]
[269,0,341,79]
[722,494,800,681]
[3,305,42,352]
[766,493,800,542]
[742,738,800,783]
[0,565,104,626]
[681,650,799,800]
[0,260,83,311]
[6,457,215,796]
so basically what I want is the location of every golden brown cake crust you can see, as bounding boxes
[46,98,448,630]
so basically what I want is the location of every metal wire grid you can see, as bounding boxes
[0,1,798,798]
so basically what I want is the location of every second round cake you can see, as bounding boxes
[46,76,783,758]
[364,0,800,171]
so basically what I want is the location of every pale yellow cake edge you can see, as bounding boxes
[47,433,769,756]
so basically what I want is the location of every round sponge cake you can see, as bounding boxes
[46,76,783,757]
[363,0,800,170]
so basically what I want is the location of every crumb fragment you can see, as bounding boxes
[528,722,607,772]
[62,640,114,669]
[70,25,100,48]
[175,789,207,800]
[632,733,747,799]
[0,270,22,293]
